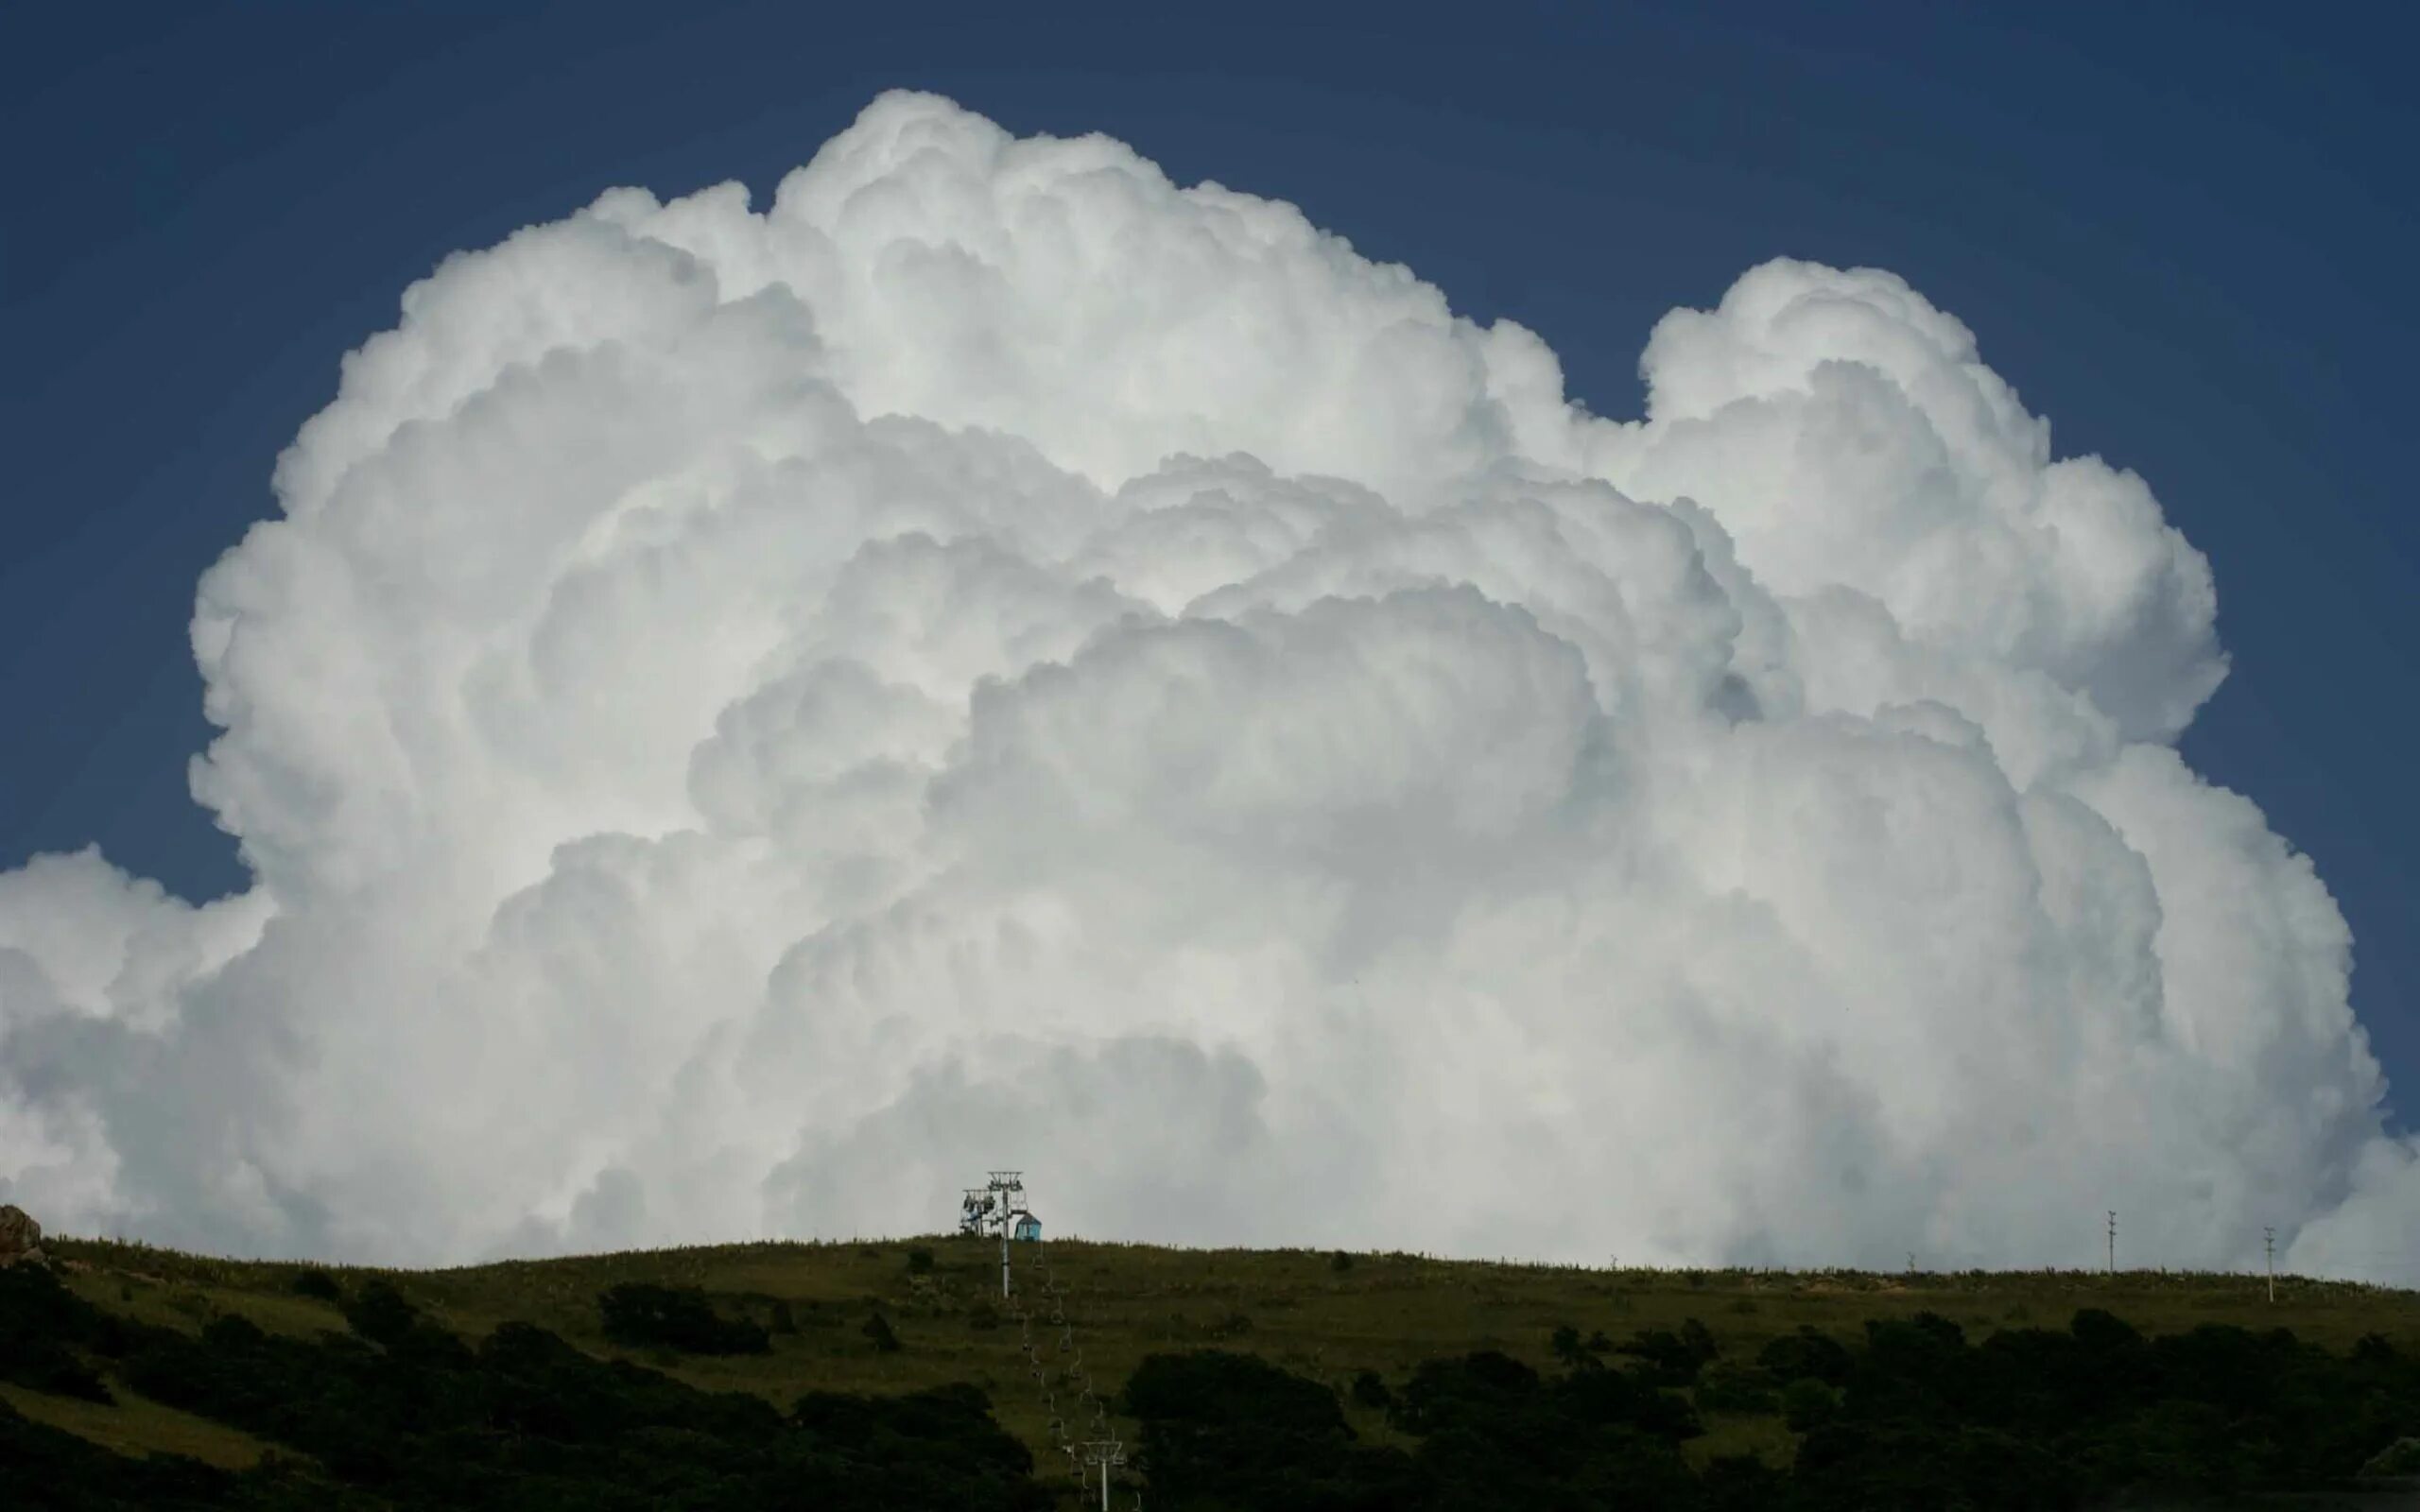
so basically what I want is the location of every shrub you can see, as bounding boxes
[1615,1323,1714,1386]
[1781,1376,1841,1432]
[287,1268,342,1303]
[597,1282,769,1356]
[341,1280,422,1348]
[1129,1350,1351,1430]
[864,1311,902,1353]
[1329,1250,1355,1273]
[1756,1326,1853,1386]
[906,1247,936,1277]
[1701,1452,1790,1511]
[0,1263,122,1403]
[2362,1436,2420,1477]
[1125,1349,1415,1506]
[1680,1317,1720,1364]
[789,1383,1045,1504]
[22,1349,112,1403]
[1551,1321,1612,1370]
[1390,1350,1542,1435]
[1349,1367,1392,1410]
[1695,1361,1779,1416]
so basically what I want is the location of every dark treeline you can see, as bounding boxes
[9,1258,2420,1510]
[1,1263,1044,1511]
[1125,1312,2420,1510]
[596,1280,773,1355]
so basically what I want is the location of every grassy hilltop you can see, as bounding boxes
[12,1230,2420,1498]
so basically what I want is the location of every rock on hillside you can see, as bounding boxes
[0,1203,43,1267]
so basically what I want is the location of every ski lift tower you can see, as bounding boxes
[959,1187,995,1238]
[984,1170,1025,1299]
[1080,1437,1127,1511]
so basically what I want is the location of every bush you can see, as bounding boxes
[0,1263,120,1402]
[1681,1317,1719,1363]
[769,1298,798,1334]
[2362,1436,2420,1477]
[1701,1452,1789,1511]
[906,1247,936,1277]
[342,1280,421,1348]
[1383,1349,1702,1504]
[864,1312,902,1354]
[287,1268,342,1303]
[1329,1249,1355,1273]
[789,1383,1046,1506]
[8,1263,1051,1512]
[1349,1367,1392,1410]
[1125,1350,1418,1507]
[1696,1361,1779,1415]
[1756,1325,1853,1386]
[1551,1321,1608,1370]
[20,1349,112,1403]
[1782,1375,1841,1432]
[1391,1349,1534,1425]
[597,1282,770,1356]
[1615,1322,1716,1386]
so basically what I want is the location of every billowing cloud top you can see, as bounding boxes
[2,92,2411,1276]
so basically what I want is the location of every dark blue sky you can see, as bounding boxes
[4,1,2412,1107]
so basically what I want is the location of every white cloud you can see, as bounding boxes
[1,91,2407,1278]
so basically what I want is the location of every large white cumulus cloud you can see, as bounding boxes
[4,92,2411,1276]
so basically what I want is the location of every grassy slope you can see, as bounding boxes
[30,1234,2420,1477]
[0,1378,281,1469]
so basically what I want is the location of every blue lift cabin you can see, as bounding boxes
[1011,1210,1043,1243]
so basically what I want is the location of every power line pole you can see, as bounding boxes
[2106,1211,2117,1277]
[2265,1226,2275,1303]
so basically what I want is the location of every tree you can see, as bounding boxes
[288,1268,342,1304]
[1349,1368,1392,1411]
[1783,1376,1842,1432]
[598,1282,770,1355]
[864,1311,903,1353]
[1550,1323,1591,1369]
[1549,1322,1611,1371]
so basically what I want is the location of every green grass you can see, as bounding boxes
[38,1234,2420,1472]
[0,1377,282,1469]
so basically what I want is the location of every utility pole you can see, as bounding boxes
[2106,1211,2117,1276]
[1081,1438,1126,1511]
[2265,1226,2276,1303]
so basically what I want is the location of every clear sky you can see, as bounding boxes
[4,0,2412,1118]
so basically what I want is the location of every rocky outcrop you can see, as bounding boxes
[0,1203,43,1266]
